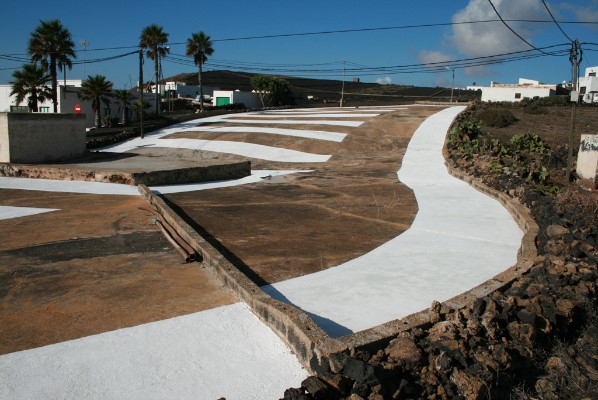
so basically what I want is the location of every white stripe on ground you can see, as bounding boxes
[0,303,307,400]
[264,106,524,337]
[146,139,331,163]
[151,170,312,194]
[229,113,379,118]
[0,171,312,196]
[0,206,58,220]
[0,177,140,196]
[187,126,347,142]
[211,119,364,127]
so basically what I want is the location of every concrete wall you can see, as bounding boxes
[0,112,86,163]
[577,134,598,185]
[214,90,261,109]
[481,86,554,102]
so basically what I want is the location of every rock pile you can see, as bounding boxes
[280,110,597,399]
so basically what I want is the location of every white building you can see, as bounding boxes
[0,80,154,128]
[150,81,218,99]
[213,90,261,108]
[579,66,598,103]
[468,78,557,102]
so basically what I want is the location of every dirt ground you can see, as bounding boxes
[479,105,598,148]
[164,106,443,285]
[0,190,234,355]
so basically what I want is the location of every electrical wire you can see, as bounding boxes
[1,18,596,56]
[541,0,574,42]
[486,0,551,55]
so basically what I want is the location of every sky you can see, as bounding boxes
[0,0,597,90]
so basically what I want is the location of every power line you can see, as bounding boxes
[1,18,596,57]
[541,0,574,42]
[486,0,552,55]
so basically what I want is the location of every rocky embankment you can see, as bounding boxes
[280,107,598,400]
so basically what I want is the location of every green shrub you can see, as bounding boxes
[477,108,517,127]
[510,133,549,154]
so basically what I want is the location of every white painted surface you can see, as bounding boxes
[235,113,379,118]
[0,206,58,220]
[152,170,312,194]
[0,303,307,400]
[147,138,331,163]
[0,177,140,195]
[217,119,364,127]
[188,126,347,142]
[264,106,524,337]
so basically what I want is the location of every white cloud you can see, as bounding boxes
[417,50,454,66]
[450,0,547,57]
[561,0,598,29]
[376,76,393,85]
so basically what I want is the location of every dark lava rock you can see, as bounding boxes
[385,337,422,368]
[301,376,328,399]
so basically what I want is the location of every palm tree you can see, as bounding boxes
[79,75,113,128]
[114,89,132,125]
[10,63,52,112]
[140,24,169,115]
[27,19,76,113]
[132,99,151,121]
[186,31,214,112]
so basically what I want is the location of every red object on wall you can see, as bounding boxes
[74,104,81,114]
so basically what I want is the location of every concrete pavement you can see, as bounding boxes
[0,105,525,398]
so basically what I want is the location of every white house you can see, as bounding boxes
[471,78,557,102]
[578,66,598,103]
[150,81,218,100]
[0,80,154,128]
[212,90,261,108]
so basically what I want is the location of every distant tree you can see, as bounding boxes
[132,99,151,121]
[79,75,113,128]
[114,89,132,125]
[10,63,52,112]
[250,75,293,108]
[27,19,76,113]
[186,31,214,112]
[140,24,169,115]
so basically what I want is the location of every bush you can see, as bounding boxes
[510,133,549,154]
[477,108,517,127]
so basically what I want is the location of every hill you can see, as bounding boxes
[164,70,479,106]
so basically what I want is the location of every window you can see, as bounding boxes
[514,93,522,99]
[103,108,111,116]
[590,72,596,77]
[580,86,587,95]
[10,106,29,113]
[39,107,49,113]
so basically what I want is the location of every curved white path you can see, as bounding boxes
[264,106,524,337]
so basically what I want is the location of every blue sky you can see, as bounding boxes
[1,0,597,89]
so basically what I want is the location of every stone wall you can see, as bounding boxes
[0,113,86,163]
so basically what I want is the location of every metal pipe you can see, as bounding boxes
[141,206,197,261]
[154,218,190,263]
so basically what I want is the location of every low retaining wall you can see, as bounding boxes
[136,112,539,374]
[336,161,539,352]
[0,161,251,186]
[0,113,86,163]
[138,185,345,373]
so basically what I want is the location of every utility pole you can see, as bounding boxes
[451,68,455,103]
[446,67,455,103]
[340,61,346,108]
[79,39,88,80]
[139,48,144,139]
[566,39,581,181]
